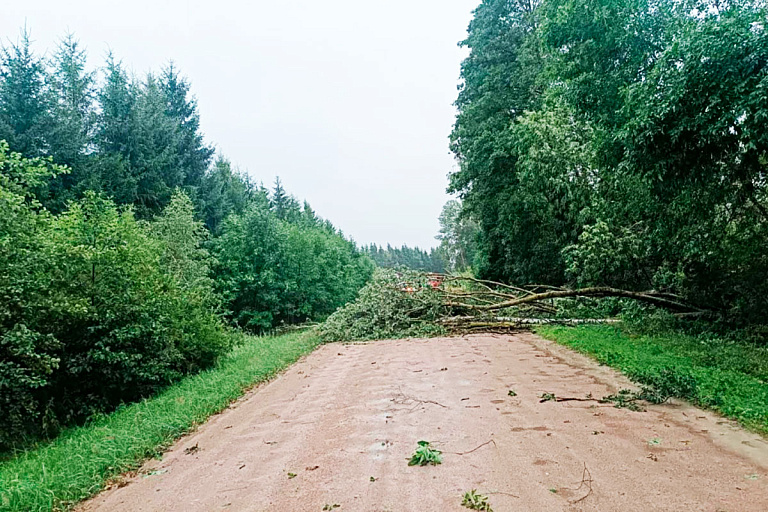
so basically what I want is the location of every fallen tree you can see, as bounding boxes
[318,269,707,342]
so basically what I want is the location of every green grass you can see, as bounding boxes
[0,330,321,511]
[537,325,768,435]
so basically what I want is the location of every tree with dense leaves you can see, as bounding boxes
[213,197,373,331]
[363,243,445,273]
[450,0,768,323]
[436,199,479,272]
[0,29,51,158]
[449,0,544,282]
[198,156,255,235]
[0,141,63,447]
[161,62,214,191]
[0,148,231,448]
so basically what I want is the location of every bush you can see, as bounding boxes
[0,146,231,450]
[213,201,374,331]
[41,194,231,425]
[0,144,66,447]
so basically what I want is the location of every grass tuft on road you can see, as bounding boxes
[0,330,321,512]
[537,325,768,435]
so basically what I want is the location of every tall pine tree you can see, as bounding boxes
[45,34,96,210]
[0,28,51,158]
[130,73,184,216]
[161,62,213,192]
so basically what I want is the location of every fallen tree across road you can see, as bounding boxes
[319,269,708,341]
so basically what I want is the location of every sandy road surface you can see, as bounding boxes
[80,333,768,511]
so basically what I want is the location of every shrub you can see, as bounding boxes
[0,144,66,447]
[0,147,231,450]
[213,201,374,331]
[41,193,231,426]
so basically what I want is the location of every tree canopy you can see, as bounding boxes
[0,31,374,450]
[362,243,445,273]
[450,0,768,322]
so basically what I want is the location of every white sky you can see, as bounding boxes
[2,0,478,249]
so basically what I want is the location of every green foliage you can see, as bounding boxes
[363,243,445,273]
[0,28,375,455]
[197,157,255,235]
[0,32,213,216]
[0,144,232,449]
[600,387,667,412]
[407,440,442,466]
[449,0,544,282]
[436,199,479,273]
[0,30,51,159]
[601,389,647,412]
[269,176,301,222]
[319,269,447,342]
[213,200,374,332]
[150,190,231,371]
[152,190,215,293]
[0,144,65,448]
[450,0,768,324]
[161,62,214,190]
[563,221,649,289]
[41,193,230,423]
[461,490,493,511]
[537,325,768,434]
[0,331,320,512]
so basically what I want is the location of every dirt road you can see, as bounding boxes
[80,333,768,511]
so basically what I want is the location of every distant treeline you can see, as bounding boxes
[362,243,445,273]
[451,0,768,324]
[0,32,372,449]
[361,198,482,275]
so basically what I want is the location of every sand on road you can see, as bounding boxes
[79,333,768,512]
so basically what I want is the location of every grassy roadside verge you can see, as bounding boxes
[536,325,768,435]
[0,330,321,512]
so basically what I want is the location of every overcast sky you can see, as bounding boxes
[2,0,478,249]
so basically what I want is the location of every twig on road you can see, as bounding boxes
[569,463,594,504]
[391,387,448,410]
[450,438,497,455]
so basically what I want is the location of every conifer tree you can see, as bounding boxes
[130,73,184,215]
[270,176,300,221]
[0,28,51,157]
[199,156,254,234]
[48,34,94,166]
[91,54,138,205]
[45,34,96,210]
[161,62,213,191]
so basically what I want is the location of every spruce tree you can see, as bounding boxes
[0,28,51,158]
[48,34,94,166]
[161,62,213,191]
[93,54,137,205]
[199,156,254,234]
[130,73,184,215]
[270,177,300,221]
[45,34,96,210]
